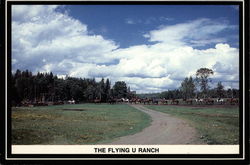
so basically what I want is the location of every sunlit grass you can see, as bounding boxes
[12,103,151,144]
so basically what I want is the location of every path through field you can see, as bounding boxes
[106,104,204,144]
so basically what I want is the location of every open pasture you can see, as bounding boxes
[12,104,151,144]
[145,104,239,144]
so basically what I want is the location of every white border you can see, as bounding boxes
[4,0,246,2]
[5,0,246,160]
[12,145,240,154]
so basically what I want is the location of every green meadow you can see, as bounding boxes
[12,104,151,144]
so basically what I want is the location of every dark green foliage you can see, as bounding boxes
[11,70,132,105]
[112,81,128,99]
[216,81,225,98]
[195,68,214,97]
[11,69,239,106]
[180,76,196,99]
[137,77,238,100]
[138,89,183,100]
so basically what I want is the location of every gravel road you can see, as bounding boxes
[106,104,204,144]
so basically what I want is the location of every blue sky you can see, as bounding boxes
[65,5,239,48]
[12,5,240,93]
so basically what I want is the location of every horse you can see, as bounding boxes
[121,98,129,103]
[129,98,137,104]
[204,98,214,105]
[143,98,152,105]
[129,98,142,104]
[183,98,193,105]
[108,98,116,104]
[34,101,48,106]
[53,101,64,105]
[194,98,203,105]
[136,98,142,104]
[115,98,123,104]
[152,99,159,105]
[21,100,31,107]
[68,99,75,104]
[171,99,179,105]
[94,98,101,104]
[160,98,168,105]
[227,98,239,105]
[216,98,224,105]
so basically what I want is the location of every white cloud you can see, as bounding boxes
[108,42,239,91]
[12,6,239,93]
[12,5,118,74]
[144,18,235,47]
[12,5,59,22]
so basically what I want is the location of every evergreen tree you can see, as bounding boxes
[113,81,128,98]
[216,82,225,98]
[180,76,196,99]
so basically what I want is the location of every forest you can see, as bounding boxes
[11,69,135,106]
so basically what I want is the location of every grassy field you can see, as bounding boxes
[145,105,239,144]
[12,103,151,144]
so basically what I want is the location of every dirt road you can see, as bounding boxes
[107,104,203,144]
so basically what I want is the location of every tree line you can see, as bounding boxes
[138,68,239,100]
[11,69,134,106]
[11,68,239,106]
[179,68,239,99]
[143,80,239,100]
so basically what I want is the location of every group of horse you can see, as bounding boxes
[92,97,180,105]
[192,98,239,105]
[19,97,239,107]
[176,98,239,105]
[92,97,239,105]
[129,98,179,105]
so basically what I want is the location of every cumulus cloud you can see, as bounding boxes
[12,5,239,93]
[12,5,118,74]
[108,42,239,90]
